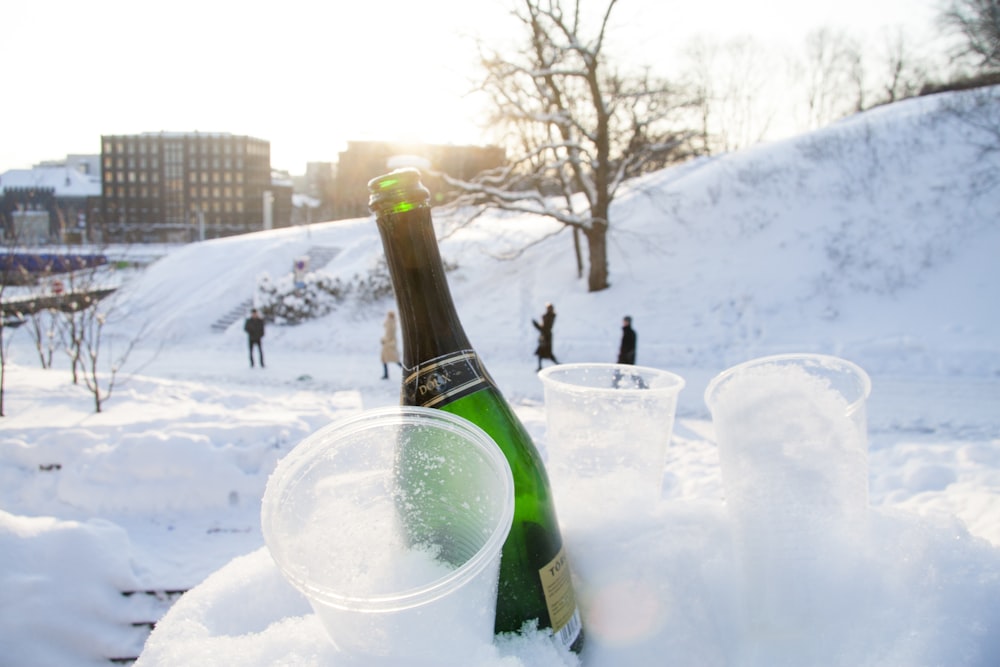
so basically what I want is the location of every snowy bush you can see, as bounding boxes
[254,258,396,325]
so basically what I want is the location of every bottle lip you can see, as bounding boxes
[368,168,431,215]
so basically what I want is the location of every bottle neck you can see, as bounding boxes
[375,205,472,368]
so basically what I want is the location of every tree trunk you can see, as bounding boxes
[584,220,610,292]
[572,226,584,279]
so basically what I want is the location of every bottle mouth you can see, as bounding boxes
[368,168,431,215]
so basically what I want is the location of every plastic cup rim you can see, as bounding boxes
[261,405,515,613]
[703,352,873,414]
[537,362,686,395]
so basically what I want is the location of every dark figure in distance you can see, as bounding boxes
[617,315,636,365]
[532,303,559,371]
[244,308,265,368]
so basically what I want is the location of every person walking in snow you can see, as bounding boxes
[380,310,401,380]
[532,302,559,371]
[244,308,265,368]
[617,315,636,365]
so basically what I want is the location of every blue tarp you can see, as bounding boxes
[0,253,108,275]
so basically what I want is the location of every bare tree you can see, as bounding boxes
[50,251,135,410]
[0,225,33,415]
[682,36,782,154]
[0,240,17,417]
[14,262,64,371]
[23,305,60,369]
[76,292,146,413]
[874,27,932,104]
[940,0,1000,70]
[443,0,699,292]
[796,28,866,129]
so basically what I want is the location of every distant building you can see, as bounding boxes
[302,162,336,221]
[269,170,294,231]
[100,132,290,243]
[0,159,102,244]
[332,141,505,220]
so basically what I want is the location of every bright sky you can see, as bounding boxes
[2,0,940,175]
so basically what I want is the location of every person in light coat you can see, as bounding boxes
[380,311,401,380]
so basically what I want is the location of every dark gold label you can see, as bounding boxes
[403,350,490,407]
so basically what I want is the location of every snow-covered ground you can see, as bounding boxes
[1,86,998,666]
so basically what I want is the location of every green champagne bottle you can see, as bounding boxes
[368,168,584,653]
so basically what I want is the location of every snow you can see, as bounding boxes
[2,86,999,666]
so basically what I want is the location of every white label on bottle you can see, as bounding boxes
[403,350,490,408]
[539,546,582,649]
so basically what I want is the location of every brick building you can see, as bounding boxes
[100,132,288,242]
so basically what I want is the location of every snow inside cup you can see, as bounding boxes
[260,407,514,664]
[538,363,686,514]
[704,353,872,638]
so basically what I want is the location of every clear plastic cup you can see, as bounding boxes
[704,353,872,531]
[704,353,872,639]
[261,406,514,664]
[538,363,686,513]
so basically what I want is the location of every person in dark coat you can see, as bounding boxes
[244,308,265,368]
[617,315,636,365]
[532,302,559,371]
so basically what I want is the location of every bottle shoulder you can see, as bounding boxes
[440,388,552,488]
